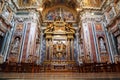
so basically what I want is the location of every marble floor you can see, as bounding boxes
[0,72,120,80]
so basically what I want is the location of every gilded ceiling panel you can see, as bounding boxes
[82,0,106,9]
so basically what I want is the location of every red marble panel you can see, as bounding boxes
[88,23,97,62]
[33,31,37,56]
[21,23,31,62]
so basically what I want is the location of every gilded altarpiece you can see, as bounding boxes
[44,19,76,71]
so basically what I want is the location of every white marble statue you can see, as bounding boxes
[4,9,9,18]
[99,38,106,52]
[12,37,20,52]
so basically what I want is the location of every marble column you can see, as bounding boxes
[3,29,13,61]
[67,39,70,60]
[49,39,52,61]
[71,39,74,60]
[40,31,43,63]
[50,40,53,61]
[46,39,49,60]
[103,26,114,63]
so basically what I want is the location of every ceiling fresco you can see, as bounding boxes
[12,0,107,22]
[14,0,106,10]
[82,0,106,9]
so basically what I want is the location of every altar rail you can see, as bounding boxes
[0,62,44,73]
[0,62,120,73]
[78,62,120,73]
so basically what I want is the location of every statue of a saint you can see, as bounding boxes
[12,37,20,52]
[4,9,9,18]
[99,38,106,52]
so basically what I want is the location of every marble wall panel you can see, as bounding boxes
[88,23,97,62]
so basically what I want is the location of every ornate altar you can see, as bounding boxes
[44,18,76,71]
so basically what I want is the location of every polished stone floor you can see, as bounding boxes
[0,72,120,80]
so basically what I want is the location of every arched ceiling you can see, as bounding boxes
[42,0,78,9]
[13,0,107,10]
[11,0,107,22]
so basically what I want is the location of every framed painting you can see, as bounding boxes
[95,23,103,31]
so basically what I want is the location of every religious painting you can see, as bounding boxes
[62,8,74,21]
[53,41,66,60]
[95,23,103,31]
[82,0,105,9]
[0,0,4,13]
[45,8,75,21]
[46,9,57,20]
[16,23,24,31]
